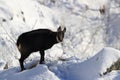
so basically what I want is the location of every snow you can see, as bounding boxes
[0,0,120,80]
[49,47,120,80]
[0,65,60,80]
[1,47,120,80]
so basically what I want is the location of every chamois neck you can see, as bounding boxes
[53,32,59,43]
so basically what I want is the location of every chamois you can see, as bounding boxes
[16,26,66,71]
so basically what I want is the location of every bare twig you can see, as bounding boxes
[31,19,38,30]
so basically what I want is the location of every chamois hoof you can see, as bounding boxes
[20,68,25,71]
[40,61,45,64]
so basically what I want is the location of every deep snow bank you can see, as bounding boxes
[0,65,60,80]
[49,47,120,80]
[0,47,120,80]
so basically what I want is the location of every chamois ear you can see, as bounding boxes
[63,27,66,33]
[57,26,62,32]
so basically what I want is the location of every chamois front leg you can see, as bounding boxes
[39,50,45,64]
[19,52,30,71]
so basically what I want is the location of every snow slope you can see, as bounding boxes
[0,0,120,66]
[0,0,120,80]
[0,47,120,80]
[49,47,120,80]
[0,65,60,80]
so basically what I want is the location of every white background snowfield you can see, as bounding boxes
[0,0,120,80]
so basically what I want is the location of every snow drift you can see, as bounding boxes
[1,47,120,80]
[0,65,60,80]
[49,47,120,80]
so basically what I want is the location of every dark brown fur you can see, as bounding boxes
[17,26,66,71]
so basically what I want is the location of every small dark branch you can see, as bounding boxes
[103,58,120,75]
[31,19,37,30]
[85,5,89,11]
[4,62,8,69]
[21,11,24,15]
[23,17,25,22]
[51,0,56,3]
[58,57,66,61]
[10,17,13,20]
[99,5,106,14]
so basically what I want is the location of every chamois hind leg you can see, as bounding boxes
[19,58,24,71]
[19,52,30,71]
[39,50,45,64]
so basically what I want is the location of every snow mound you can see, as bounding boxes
[1,65,60,80]
[0,47,120,80]
[49,47,120,80]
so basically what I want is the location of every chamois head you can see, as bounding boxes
[56,26,66,42]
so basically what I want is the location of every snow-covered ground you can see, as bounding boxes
[0,0,120,80]
[1,47,120,80]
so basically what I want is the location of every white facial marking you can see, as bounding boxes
[18,44,21,50]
